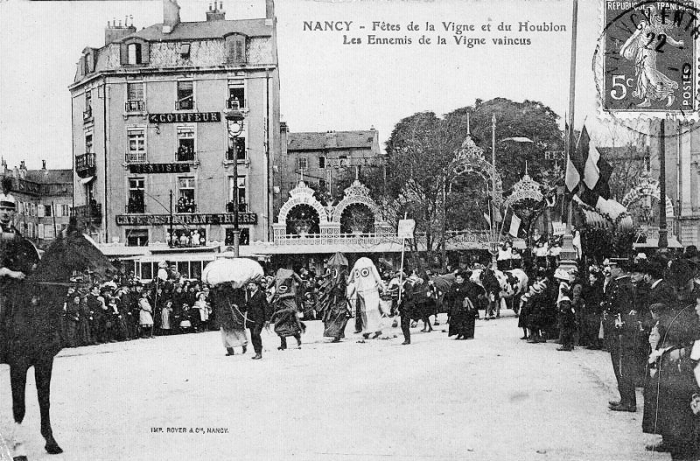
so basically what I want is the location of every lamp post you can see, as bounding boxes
[225,100,245,257]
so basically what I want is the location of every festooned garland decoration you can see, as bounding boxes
[574,199,631,228]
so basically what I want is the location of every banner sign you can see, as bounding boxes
[551,221,566,236]
[128,163,191,174]
[147,112,221,123]
[116,213,257,226]
[397,219,416,239]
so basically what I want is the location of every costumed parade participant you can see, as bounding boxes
[270,268,305,350]
[317,253,351,343]
[347,257,387,342]
[212,283,248,356]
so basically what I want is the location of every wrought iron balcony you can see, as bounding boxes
[175,99,194,111]
[125,152,147,163]
[71,202,102,221]
[225,98,246,111]
[175,147,196,162]
[75,152,96,178]
[226,201,248,213]
[176,203,197,213]
[126,202,146,214]
[83,106,93,122]
[125,100,145,112]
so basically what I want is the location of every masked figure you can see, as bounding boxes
[318,253,351,342]
[347,257,387,341]
[270,268,305,350]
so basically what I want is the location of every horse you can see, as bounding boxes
[2,223,115,460]
[470,268,528,317]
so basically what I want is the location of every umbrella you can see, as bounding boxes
[202,258,264,287]
[431,273,456,292]
[327,252,348,267]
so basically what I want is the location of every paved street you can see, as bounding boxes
[1,312,669,461]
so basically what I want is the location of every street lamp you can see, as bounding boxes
[225,99,245,257]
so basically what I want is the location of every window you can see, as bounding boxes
[226,137,246,161]
[176,127,195,162]
[226,35,247,64]
[176,81,194,110]
[225,228,250,246]
[298,158,308,170]
[177,177,195,213]
[319,156,326,169]
[38,205,45,218]
[44,225,55,240]
[128,178,145,213]
[85,133,93,154]
[170,228,206,247]
[126,83,145,112]
[127,43,142,65]
[38,224,45,239]
[180,43,191,58]
[83,90,92,121]
[43,205,52,217]
[126,229,149,247]
[227,176,247,212]
[126,128,146,163]
[227,81,245,109]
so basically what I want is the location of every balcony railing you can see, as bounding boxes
[226,201,248,213]
[175,147,196,162]
[175,99,194,110]
[75,152,96,178]
[71,202,102,221]
[126,202,146,214]
[176,203,197,213]
[125,152,147,163]
[125,100,145,112]
[83,106,93,122]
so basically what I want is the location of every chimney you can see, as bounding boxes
[266,0,275,20]
[42,160,47,170]
[206,1,225,21]
[163,0,181,34]
[19,161,26,179]
[325,131,338,149]
[105,18,137,46]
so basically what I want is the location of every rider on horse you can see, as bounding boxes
[0,181,28,365]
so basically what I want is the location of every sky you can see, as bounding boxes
[0,0,616,170]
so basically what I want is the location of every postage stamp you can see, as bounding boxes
[595,0,700,121]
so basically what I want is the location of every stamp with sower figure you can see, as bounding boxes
[596,0,699,118]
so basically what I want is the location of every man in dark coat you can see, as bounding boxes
[245,281,271,360]
[446,272,480,340]
[603,260,640,412]
[0,187,32,363]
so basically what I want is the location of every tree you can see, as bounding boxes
[381,98,564,261]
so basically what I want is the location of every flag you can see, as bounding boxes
[565,126,588,193]
[582,141,613,199]
[483,212,491,228]
[508,214,521,237]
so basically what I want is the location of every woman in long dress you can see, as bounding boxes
[213,284,248,356]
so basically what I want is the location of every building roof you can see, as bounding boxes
[23,170,73,184]
[288,131,378,152]
[124,18,272,42]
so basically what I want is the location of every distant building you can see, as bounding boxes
[69,0,280,270]
[1,160,72,250]
[274,125,383,214]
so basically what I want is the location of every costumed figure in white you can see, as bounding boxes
[347,257,387,341]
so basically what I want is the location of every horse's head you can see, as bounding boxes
[28,222,116,284]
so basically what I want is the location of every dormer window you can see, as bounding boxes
[121,39,149,66]
[226,34,247,64]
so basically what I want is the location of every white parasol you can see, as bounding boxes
[202,257,264,287]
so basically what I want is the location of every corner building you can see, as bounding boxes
[69,0,279,259]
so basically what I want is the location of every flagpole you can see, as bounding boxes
[559,0,579,271]
[658,119,668,249]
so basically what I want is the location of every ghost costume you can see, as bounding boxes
[347,258,387,337]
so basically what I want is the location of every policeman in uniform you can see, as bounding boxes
[0,184,27,364]
[603,259,640,412]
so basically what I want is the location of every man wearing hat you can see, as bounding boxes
[0,180,30,363]
[602,259,639,412]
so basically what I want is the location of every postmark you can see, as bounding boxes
[594,0,700,132]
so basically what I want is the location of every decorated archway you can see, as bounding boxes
[621,171,675,221]
[450,135,504,206]
[331,179,381,223]
[276,180,329,226]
